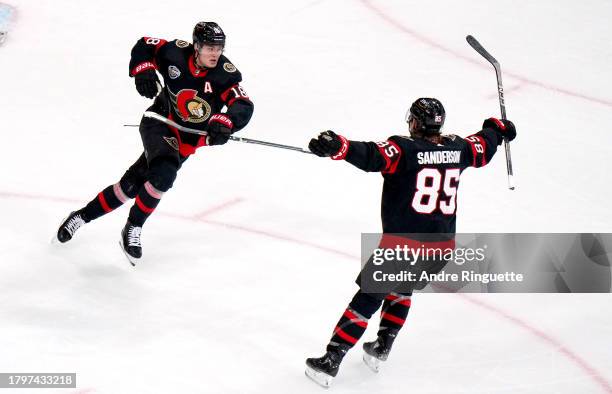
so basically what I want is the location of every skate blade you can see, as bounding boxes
[118,240,139,267]
[363,353,382,373]
[305,365,333,388]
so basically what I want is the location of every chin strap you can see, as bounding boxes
[193,44,205,69]
[193,52,203,69]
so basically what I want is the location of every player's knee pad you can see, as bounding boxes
[348,291,384,319]
[117,178,140,199]
[147,158,179,192]
[119,168,147,199]
[119,154,149,198]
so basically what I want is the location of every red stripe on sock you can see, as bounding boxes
[343,309,367,327]
[381,312,406,325]
[334,327,358,344]
[98,192,112,213]
[135,196,155,214]
[385,295,411,306]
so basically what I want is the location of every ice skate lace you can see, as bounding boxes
[65,215,85,235]
[127,226,142,247]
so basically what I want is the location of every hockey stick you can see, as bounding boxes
[466,35,515,190]
[125,112,313,155]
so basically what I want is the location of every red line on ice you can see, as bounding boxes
[162,211,358,260]
[2,189,610,391]
[486,83,525,100]
[459,294,612,393]
[192,197,244,219]
[0,190,357,261]
[359,0,612,109]
[0,190,78,204]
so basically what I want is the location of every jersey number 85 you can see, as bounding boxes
[411,168,460,215]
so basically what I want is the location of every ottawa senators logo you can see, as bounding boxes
[168,88,211,123]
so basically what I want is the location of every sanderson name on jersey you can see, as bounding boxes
[417,150,462,165]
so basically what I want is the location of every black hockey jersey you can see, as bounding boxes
[128,37,254,156]
[338,128,502,234]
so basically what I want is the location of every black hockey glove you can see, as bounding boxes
[134,69,161,99]
[207,114,233,146]
[308,131,349,160]
[483,118,516,142]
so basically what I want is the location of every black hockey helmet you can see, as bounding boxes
[406,98,445,134]
[193,21,226,47]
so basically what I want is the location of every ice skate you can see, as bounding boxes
[362,328,398,373]
[119,221,142,266]
[54,210,87,243]
[305,347,347,388]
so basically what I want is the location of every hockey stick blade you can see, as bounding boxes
[466,35,499,67]
[466,35,506,119]
[466,35,515,190]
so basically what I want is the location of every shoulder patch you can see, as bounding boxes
[175,40,189,48]
[168,65,181,79]
[223,62,237,73]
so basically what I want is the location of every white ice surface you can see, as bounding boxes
[0,0,611,393]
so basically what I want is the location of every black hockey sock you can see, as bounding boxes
[82,182,132,221]
[128,181,164,227]
[326,291,382,354]
[326,307,369,353]
[378,292,412,336]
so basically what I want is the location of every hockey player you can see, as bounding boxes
[54,22,254,264]
[305,98,516,387]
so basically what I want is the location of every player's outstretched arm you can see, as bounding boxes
[463,117,516,168]
[308,131,401,173]
[128,37,168,99]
